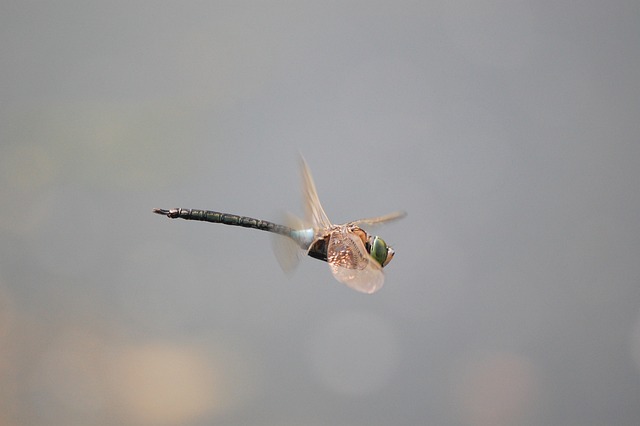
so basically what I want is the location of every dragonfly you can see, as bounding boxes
[153,158,405,294]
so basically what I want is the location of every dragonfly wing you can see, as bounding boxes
[350,211,407,226]
[300,156,332,230]
[327,228,384,294]
[271,213,303,274]
[272,233,300,273]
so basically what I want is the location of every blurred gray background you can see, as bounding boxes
[2,1,640,425]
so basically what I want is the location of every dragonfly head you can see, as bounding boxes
[367,235,395,267]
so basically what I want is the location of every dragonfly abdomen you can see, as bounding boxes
[153,208,293,237]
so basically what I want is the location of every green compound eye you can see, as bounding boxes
[369,235,395,267]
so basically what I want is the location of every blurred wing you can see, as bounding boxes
[351,211,407,226]
[270,213,303,274]
[327,228,384,294]
[300,156,332,230]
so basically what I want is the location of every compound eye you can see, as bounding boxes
[369,235,391,267]
[383,246,395,267]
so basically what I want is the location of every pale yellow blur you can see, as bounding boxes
[451,352,538,426]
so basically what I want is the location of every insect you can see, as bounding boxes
[153,157,405,293]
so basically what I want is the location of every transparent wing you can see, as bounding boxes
[300,156,332,230]
[350,211,407,226]
[270,213,304,274]
[327,227,384,294]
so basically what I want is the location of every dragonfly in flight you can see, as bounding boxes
[153,158,405,294]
